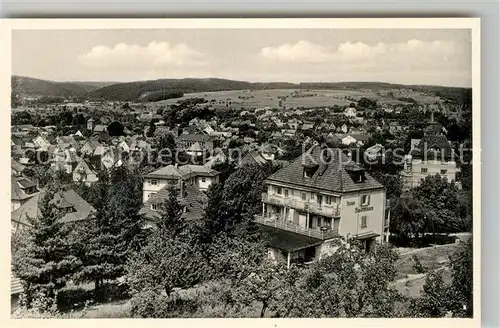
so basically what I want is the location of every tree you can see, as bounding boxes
[127,187,209,314]
[218,163,278,226]
[448,238,473,317]
[107,121,125,136]
[72,167,144,299]
[409,271,449,317]
[12,191,82,307]
[146,121,156,138]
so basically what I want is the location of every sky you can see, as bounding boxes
[12,29,472,87]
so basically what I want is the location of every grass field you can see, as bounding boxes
[150,88,442,110]
[395,243,457,280]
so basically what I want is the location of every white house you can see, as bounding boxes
[142,164,220,202]
[344,107,357,118]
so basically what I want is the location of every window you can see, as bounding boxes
[148,192,157,199]
[361,195,370,206]
[276,187,282,195]
[325,196,332,205]
[151,204,157,211]
[201,177,206,183]
[440,169,447,175]
[317,194,323,205]
[421,168,428,173]
[284,189,289,197]
[361,216,368,228]
[169,180,177,185]
[150,179,158,185]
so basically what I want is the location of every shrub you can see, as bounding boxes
[130,289,198,318]
[412,254,427,274]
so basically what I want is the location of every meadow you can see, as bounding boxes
[152,88,442,110]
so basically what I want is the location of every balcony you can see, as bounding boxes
[262,193,340,218]
[255,215,339,240]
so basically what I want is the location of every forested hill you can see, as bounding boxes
[12,75,471,103]
[11,76,115,98]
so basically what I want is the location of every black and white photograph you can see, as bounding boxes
[4,18,480,322]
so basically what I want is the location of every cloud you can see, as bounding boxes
[78,41,207,68]
[258,39,459,68]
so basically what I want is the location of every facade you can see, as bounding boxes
[73,160,99,186]
[142,164,220,203]
[256,145,389,268]
[401,135,460,189]
[177,134,214,154]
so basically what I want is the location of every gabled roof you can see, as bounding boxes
[93,124,108,132]
[11,177,39,201]
[410,135,454,160]
[139,183,208,221]
[11,188,95,225]
[238,150,268,167]
[187,141,203,152]
[265,145,384,193]
[11,159,26,175]
[177,134,212,143]
[145,164,219,180]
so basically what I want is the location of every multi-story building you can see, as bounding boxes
[256,145,390,268]
[142,164,219,203]
[140,164,219,228]
[401,134,460,190]
[176,134,214,156]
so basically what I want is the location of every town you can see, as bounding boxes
[11,76,473,318]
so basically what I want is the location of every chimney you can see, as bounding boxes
[430,109,435,123]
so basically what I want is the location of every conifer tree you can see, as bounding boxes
[12,191,82,306]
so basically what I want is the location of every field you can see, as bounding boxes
[151,88,442,110]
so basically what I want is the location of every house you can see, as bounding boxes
[73,160,99,186]
[204,151,228,169]
[139,181,209,229]
[142,164,220,202]
[340,124,349,133]
[256,145,389,268]
[80,138,102,157]
[402,135,460,189]
[365,144,385,161]
[177,134,214,154]
[238,150,268,168]
[51,148,80,174]
[92,125,110,140]
[301,123,315,130]
[11,159,26,177]
[344,107,357,117]
[101,149,121,170]
[337,134,370,147]
[56,136,81,152]
[259,144,285,161]
[33,135,52,151]
[11,175,39,211]
[11,187,95,235]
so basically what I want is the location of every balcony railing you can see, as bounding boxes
[255,215,339,240]
[262,193,340,217]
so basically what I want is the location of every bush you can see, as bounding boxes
[412,254,427,274]
[130,289,198,318]
[12,291,60,319]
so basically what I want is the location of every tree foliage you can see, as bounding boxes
[12,191,82,306]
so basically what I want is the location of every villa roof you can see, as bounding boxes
[265,145,384,193]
